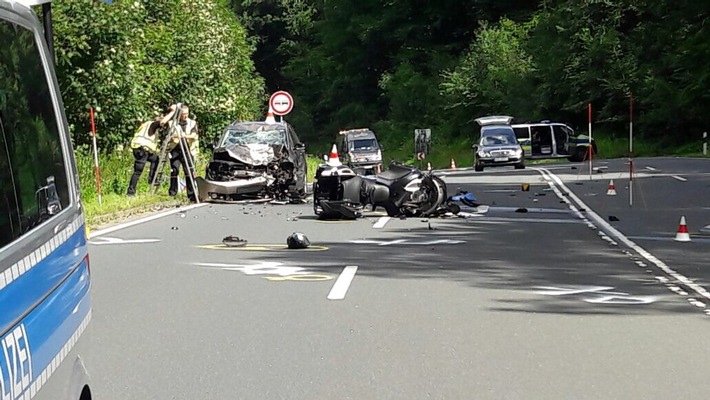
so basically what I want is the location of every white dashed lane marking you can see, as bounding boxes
[327,266,358,300]
[373,217,391,229]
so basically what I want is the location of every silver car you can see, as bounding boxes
[472,116,525,172]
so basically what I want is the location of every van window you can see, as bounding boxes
[0,18,69,249]
[513,127,529,140]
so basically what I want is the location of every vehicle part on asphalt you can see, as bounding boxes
[223,235,248,247]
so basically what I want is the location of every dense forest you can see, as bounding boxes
[48,0,709,154]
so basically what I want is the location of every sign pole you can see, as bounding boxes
[588,103,593,180]
[629,94,634,207]
[89,107,102,206]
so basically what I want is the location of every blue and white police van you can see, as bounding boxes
[0,1,93,399]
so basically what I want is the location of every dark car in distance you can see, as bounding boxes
[472,116,525,172]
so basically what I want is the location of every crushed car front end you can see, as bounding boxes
[197,124,304,202]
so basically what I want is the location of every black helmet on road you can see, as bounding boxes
[287,232,311,249]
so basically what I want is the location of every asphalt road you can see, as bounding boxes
[85,157,710,399]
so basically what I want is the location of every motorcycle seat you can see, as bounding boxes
[375,165,412,184]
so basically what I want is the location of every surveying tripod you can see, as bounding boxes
[150,103,200,202]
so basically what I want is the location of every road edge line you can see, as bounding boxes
[89,203,207,238]
[538,167,710,303]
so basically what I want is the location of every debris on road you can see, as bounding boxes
[223,236,247,247]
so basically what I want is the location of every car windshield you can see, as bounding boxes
[220,127,286,146]
[480,128,517,145]
[351,139,378,151]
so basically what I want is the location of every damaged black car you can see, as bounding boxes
[196,121,307,202]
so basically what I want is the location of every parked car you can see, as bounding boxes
[512,121,597,162]
[472,116,525,172]
[337,128,383,175]
[196,120,307,202]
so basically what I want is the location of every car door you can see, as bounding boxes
[552,124,570,156]
[287,124,307,191]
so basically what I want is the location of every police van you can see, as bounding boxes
[0,1,93,399]
[337,128,383,175]
[511,121,597,162]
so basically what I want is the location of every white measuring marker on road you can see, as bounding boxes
[672,175,688,182]
[327,265,358,300]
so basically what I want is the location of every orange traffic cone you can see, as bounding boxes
[427,162,432,171]
[606,179,617,196]
[376,164,382,174]
[265,106,276,123]
[450,158,457,170]
[674,216,691,242]
[327,144,342,166]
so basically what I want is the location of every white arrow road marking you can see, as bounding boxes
[327,266,358,300]
[350,239,465,246]
[672,175,687,182]
[584,295,656,305]
[195,261,310,276]
[532,286,657,305]
[531,286,619,296]
[89,237,161,245]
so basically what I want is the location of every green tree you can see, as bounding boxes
[50,0,265,150]
[441,17,538,122]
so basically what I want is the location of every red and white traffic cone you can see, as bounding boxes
[450,158,457,170]
[674,216,691,242]
[265,106,276,123]
[327,144,342,166]
[427,162,432,171]
[606,179,617,196]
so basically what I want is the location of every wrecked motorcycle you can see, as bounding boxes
[313,161,452,219]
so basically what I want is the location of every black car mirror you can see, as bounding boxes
[471,144,479,150]
[295,142,306,150]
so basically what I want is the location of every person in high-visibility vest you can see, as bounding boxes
[126,118,161,196]
[165,104,199,202]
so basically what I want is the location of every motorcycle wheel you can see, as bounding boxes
[417,176,447,217]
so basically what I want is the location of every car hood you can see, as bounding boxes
[479,144,521,151]
[218,143,277,166]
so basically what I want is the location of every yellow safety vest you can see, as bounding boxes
[130,121,159,153]
[168,119,199,157]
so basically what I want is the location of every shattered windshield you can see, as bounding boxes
[220,127,286,147]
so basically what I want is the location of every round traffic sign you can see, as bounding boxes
[269,91,294,116]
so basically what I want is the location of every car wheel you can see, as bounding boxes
[474,164,483,172]
[569,146,591,162]
[514,163,525,169]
